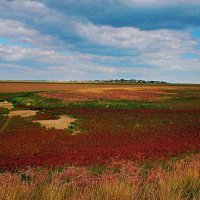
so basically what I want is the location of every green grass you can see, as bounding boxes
[0,92,167,110]
[0,115,8,128]
[164,88,200,108]
[87,165,108,175]
[0,107,9,114]
[136,150,200,179]
[10,94,64,110]
[0,86,200,112]
[0,92,33,102]
[62,99,168,110]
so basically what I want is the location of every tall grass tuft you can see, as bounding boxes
[1,155,200,200]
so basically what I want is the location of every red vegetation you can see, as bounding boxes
[40,88,172,102]
[32,112,58,120]
[0,108,200,171]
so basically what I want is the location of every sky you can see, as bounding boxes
[0,0,200,83]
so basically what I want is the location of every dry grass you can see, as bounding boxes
[1,155,200,200]
[0,101,14,110]
[7,110,38,118]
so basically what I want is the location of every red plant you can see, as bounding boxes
[0,108,200,171]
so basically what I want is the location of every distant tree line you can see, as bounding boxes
[0,79,167,83]
[80,79,167,83]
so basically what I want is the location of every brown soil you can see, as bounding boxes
[33,115,76,130]
[0,101,14,110]
[8,110,38,117]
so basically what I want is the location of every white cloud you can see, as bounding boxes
[75,22,198,51]
[0,0,63,22]
[0,19,37,38]
[0,43,199,82]
[0,19,64,49]
[0,0,76,49]
[75,22,200,71]
[0,44,56,61]
[134,50,200,71]
[0,44,121,79]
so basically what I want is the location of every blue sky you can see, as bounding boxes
[0,0,200,83]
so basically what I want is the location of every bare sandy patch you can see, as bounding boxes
[0,101,14,110]
[8,110,38,117]
[33,115,76,130]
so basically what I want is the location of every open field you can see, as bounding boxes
[0,81,199,92]
[0,82,200,199]
[0,82,180,93]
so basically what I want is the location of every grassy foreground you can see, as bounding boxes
[1,154,200,200]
